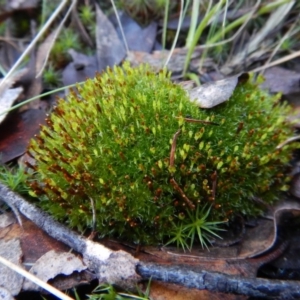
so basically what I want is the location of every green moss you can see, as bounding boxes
[26,62,293,247]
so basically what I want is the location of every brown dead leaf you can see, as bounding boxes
[0,216,70,264]
[0,109,46,163]
[35,29,60,79]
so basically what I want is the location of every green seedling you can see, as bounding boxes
[43,64,61,88]
[0,165,28,195]
[87,282,151,300]
[26,62,293,248]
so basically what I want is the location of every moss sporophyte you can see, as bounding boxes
[26,62,294,249]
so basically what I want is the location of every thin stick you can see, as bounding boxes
[169,129,181,167]
[110,0,129,53]
[0,183,138,288]
[36,0,77,78]
[164,0,184,67]
[170,178,195,210]
[211,171,217,201]
[276,135,300,150]
[0,81,82,117]
[89,196,96,232]
[176,117,219,125]
[137,262,300,299]
[250,49,300,73]
[0,255,73,300]
[169,129,195,209]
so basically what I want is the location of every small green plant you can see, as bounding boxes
[26,62,293,248]
[0,165,28,195]
[182,0,296,76]
[79,4,96,40]
[87,283,151,300]
[166,205,225,250]
[43,64,61,88]
[50,27,82,68]
[79,5,95,27]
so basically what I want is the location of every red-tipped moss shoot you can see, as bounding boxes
[26,62,293,248]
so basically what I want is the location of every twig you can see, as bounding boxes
[170,178,195,210]
[250,50,300,73]
[175,117,219,125]
[110,0,129,54]
[137,262,300,299]
[169,129,181,167]
[169,129,195,209]
[276,135,300,150]
[1,183,300,298]
[0,183,139,289]
[164,0,184,67]
[36,0,77,78]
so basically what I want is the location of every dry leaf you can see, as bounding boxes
[0,213,15,229]
[0,239,24,296]
[62,50,98,87]
[188,75,240,108]
[260,66,300,96]
[0,287,14,300]
[0,85,23,124]
[0,109,46,163]
[23,250,86,291]
[95,5,126,70]
[113,12,157,53]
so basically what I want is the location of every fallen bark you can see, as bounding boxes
[1,182,300,299]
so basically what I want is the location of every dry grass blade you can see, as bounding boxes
[0,0,72,92]
[259,18,297,75]
[247,1,294,54]
[164,0,184,67]
[110,0,129,53]
[36,0,77,78]
[250,49,300,73]
[222,0,294,73]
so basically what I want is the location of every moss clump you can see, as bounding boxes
[26,62,293,247]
